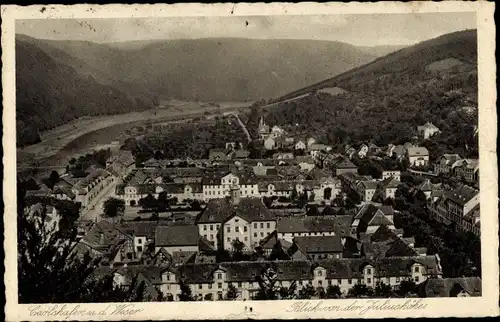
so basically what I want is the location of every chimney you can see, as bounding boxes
[230,184,241,205]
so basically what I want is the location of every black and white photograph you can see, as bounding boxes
[2,2,498,320]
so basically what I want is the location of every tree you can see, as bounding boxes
[17,183,142,303]
[326,284,342,299]
[278,281,297,299]
[48,170,60,188]
[298,283,317,299]
[347,283,374,298]
[225,283,239,300]
[178,279,194,301]
[139,194,157,210]
[255,265,279,300]
[396,279,417,297]
[157,192,170,212]
[231,239,246,260]
[374,281,394,298]
[102,197,125,218]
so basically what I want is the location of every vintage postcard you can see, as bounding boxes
[2,2,498,320]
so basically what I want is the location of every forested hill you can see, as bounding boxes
[15,36,159,147]
[22,36,379,101]
[262,30,478,158]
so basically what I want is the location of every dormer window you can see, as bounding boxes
[217,273,222,279]
[317,270,322,276]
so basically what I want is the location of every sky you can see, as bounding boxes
[16,12,476,47]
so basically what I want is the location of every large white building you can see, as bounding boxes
[202,171,260,201]
[196,186,277,250]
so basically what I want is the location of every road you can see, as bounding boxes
[79,181,118,222]
[227,112,252,142]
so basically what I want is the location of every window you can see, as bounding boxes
[415,276,420,282]
[328,280,332,285]
[204,234,207,238]
[227,238,230,242]
[217,224,220,230]
[267,223,271,229]
[337,279,341,284]
[254,223,257,229]
[238,282,242,287]
[137,246,142,252]
[366,268,372,275]
[396,277,400,283]
[367,278,372,284]
[244,226,248,232]
[137,239,142,244]
[208,284,212,289]
[244,237,248,242]
[199,284,202,289]
[254,232,257,238]
[317,270,322,276]
[235,219,239,223]
[227,227,230,233]
[217,273,222,279]
[210,234,213,239]
[235,226,239,232]
[203,225,207,231]
[414,266,420,273]
[260,223,264,229]
[260,232,264,237]
[210,225,213,231]
[218,283,222,289]
[318,280,322,286]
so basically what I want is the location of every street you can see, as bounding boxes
[79,181,117,222]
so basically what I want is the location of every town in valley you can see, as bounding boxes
[16,14,481,303]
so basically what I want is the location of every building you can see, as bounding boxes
[119,182,203,206]
[202,170,259,201]
[406,147,430,167]
[453,159,479,183]
[434,154,463,175]
[428,184,480,235]
[294,139,307,150]
[258,117,270,140]
[155,225,200,255]
[381,170,401,181]
[368,143,382,155]
[195,187,277,250]
[417,122,440,139]
[351,204,396,236]
[375,176,400,201]
[270,125,286,139]
[208,149,231,161]
[357,144,369,159]
[356,180,378,202]
[292,236,343,260]
[417,277,482,297]
[154,255,443,301]
[72,169,115,208]
[264,137,276,150]
[277,217,342,243]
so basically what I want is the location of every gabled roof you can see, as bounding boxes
[445,184,479,206]
[277,217,342,234]
[417,277,482,297]
[418,122,440,131]
[155,225,199,247]
[120,221,159,239]
[407,147,429,157]
[294,235,343,253]
[379,176,400,189]
[196,198,275,224]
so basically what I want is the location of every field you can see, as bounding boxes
[17,100,251,167]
